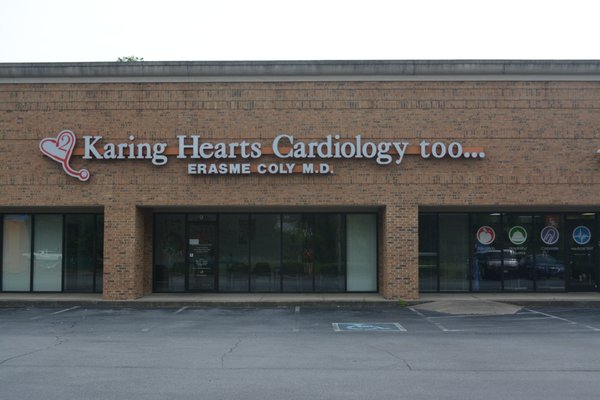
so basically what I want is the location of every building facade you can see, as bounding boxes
[0,61,598,300]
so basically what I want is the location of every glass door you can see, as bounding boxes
[187,221,217,291]
[566,213,597,291]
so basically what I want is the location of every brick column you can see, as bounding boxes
[103,204,146,300]
[380,204,419,300]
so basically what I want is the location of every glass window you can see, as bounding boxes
[534,214,565,291]
[2,215,32,291]
[419,213,438,292]
[250,214,281,292]
[566,213,596,291]
[154,214,186,292]
[439,214,469,291]
[282,214,313,292]
[346,214,377,292]
[503,214,534,292]
[33,215,63,291]
[64,215,96,292]
[471,213,502,291]
[218,214,250,292]
[95,215,104,293]
[314,214,345,292]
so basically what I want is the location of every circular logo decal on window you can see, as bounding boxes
[572,225,591,245]
[540,226,560,245]
[476,226,496,245]
[508,226,527,245]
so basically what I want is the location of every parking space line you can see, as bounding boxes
[293,306,300,332]
[408,307,461,332]
[174,306,188,315]
[525,308,600,332]
[50,306,80,315]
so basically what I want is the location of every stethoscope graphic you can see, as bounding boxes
[39,130,90,181]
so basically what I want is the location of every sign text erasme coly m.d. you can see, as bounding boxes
[40,130,486,181]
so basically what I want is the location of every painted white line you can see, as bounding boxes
[293,306,300,332]
[174,306,188,315]
[29,316,42,320]
[408,307,425,317]
[332,323,341,332]
[50,306,80,315]
[525,308,600,332]
[392,323,407,332]
[408,307,461,332]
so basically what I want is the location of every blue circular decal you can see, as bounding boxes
[572,225,591,245]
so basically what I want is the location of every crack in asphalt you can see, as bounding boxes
[0,320,74,366]
[220,338,242,368]
[368,344,413,370]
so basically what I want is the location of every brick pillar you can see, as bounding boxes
[380,204,419,300]
[103,204,146,300]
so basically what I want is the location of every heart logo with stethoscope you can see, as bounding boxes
[39,130,90,181]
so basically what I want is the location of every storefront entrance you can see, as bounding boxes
[187,218,218,291]
[153,212,378,293]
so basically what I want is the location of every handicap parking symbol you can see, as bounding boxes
[332,323,406,332]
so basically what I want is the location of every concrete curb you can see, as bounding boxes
[2,299,600,309]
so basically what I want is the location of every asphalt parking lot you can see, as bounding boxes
[1,305,600,400]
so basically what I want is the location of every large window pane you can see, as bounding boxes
[64,215,95,291]
[503,214,534,291]
[346,214,377,291]
[471,213,502,291]
[218,214,250,292]
[566,213,596,291]
[419,213,438,291]
[282,214,313,292]
[439,214,469,291]
[2,215,31,291]
[534,214,565,291]
[250,214,281,292]
[33,215,62,291]
[314,214,345,292]
[95,215,104,293]
[154,214,186,292]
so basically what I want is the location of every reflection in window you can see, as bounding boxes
[2,215,32,291]
[314,214,345,291]
[347,214,377,292]
[154,214,185,292]
[65,215,96,292]
[534,214,565,291]
[503,214,533,292]
[282,214,313,292]
[219,214,250,292]
[439,214,469,291]
[250,214,281,292]
[419,213,438,291]
[33,215,63,291]
[472,213,502,291]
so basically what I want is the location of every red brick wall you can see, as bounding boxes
[1,81,599,299]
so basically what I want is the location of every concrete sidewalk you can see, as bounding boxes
[1,291,600,308]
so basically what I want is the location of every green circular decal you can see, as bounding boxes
[508,226,527,245]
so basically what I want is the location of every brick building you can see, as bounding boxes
[0,61,598,300]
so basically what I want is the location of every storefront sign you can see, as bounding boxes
[540,226,560,245]
[508,226,527,245]
[40,130,486,181]
[572,226,591,245]
[476,226,496,245]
